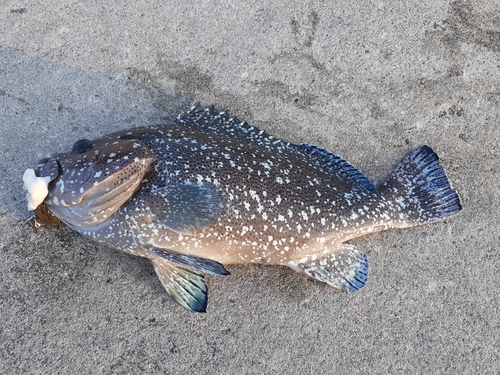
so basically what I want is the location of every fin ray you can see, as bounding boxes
[288,244,369,292]
[382,145,462,225]
[289,143,376,192]
[148,247,229,276]
[152,257,208,312]
[178,106,375,193]
[177,105,278,147]
[134,183,224,234]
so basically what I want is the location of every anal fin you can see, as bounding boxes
[152,257,208,312]
[288,244,369,292]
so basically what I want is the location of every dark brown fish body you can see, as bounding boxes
[29,106,462,311]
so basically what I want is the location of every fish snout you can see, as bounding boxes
[36,158,60,182]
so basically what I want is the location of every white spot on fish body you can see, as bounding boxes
[249,190,260,203]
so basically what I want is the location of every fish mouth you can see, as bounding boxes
[37,155,94,201]
[36,157,61,183]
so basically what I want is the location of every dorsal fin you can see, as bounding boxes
[290,144,376,192]
[176,105,287,148]
[177,105,375,192]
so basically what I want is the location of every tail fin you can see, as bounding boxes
[382,146,462,226]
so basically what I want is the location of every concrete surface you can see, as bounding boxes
[0,0,499,373]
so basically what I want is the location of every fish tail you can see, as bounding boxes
[381,146,462,226]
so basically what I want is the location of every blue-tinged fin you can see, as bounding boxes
[148,247,230,276]
[288,244,369,292]
[382,145,462,224]
[139,183,224,234]
[290,143,376,192]
[152,257,209,312]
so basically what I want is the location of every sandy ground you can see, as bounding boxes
[1,1,499,373]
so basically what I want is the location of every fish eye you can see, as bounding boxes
[72,139,93,153]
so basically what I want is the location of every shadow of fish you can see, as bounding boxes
[28,105,462,312]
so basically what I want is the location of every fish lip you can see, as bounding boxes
[35,158,61,183]
[35,157,91,207]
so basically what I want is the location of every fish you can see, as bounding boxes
[25,105,462,312]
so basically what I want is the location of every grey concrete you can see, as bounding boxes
[0,0,498,373]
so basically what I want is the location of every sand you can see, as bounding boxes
[0,1,498,373]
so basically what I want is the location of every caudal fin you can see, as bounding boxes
[382,146,462,226]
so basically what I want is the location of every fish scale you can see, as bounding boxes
[28,105,462,312]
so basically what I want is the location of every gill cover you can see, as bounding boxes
[44,138,155,227]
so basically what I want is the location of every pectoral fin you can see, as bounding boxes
[137,184,224,234]
[148,247,229,276]
[152,257,209,312]
[288,244,369,292]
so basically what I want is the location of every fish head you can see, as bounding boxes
[32,136,155,228]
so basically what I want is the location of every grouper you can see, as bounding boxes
[23,105,462,312]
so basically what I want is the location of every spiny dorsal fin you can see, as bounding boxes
[152,257,208,312]
[178,105,375,192]
[288,244,369,292]
[177,105,285,148]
